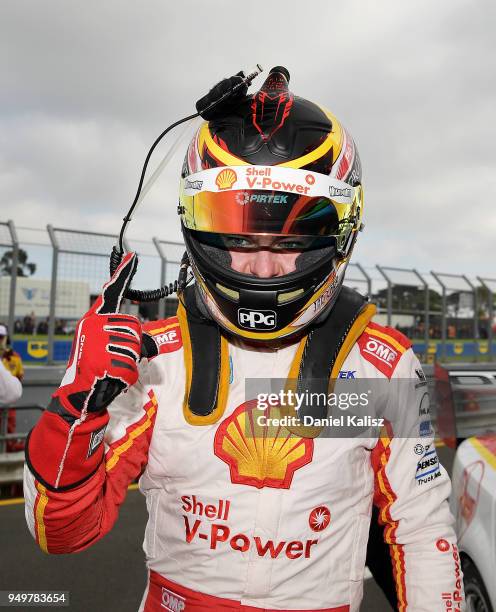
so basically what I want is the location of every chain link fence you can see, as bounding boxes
[1,220,495,363]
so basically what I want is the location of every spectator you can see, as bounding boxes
[22,312,35,334]
[13,319,23,334]
[0,324,24,452]
[36,318,49,335]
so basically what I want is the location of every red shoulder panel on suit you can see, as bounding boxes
[357,322,411,378]
[144,317,182,354]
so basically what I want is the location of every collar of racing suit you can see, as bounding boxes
[172,285,376,436]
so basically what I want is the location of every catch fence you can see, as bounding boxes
[0,219,494,364]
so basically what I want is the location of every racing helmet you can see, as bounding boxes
[179,67,363,341]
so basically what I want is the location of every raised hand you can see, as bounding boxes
[53,252,142,416]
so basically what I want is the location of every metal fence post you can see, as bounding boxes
[462,275,478,341]
[376,265,392,326]
[47,225,59,365]
[431,272,446,361]
[355,263,372,298]
[477,277,494,361]
[413,269,430,350]
[152,237,167,320]
[6,220,18,336]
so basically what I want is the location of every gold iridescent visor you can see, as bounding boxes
[180,165,361,237]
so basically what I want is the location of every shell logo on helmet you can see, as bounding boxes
[215,168,237,190]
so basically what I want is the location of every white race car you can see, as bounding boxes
[450,435,496,612]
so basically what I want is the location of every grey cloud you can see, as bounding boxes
[0,0,494,278]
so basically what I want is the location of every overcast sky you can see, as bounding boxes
[1,0,495,286]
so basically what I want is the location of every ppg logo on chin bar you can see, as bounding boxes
[238,308,277,330]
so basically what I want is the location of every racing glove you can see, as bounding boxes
[52,252,141,416]
[26,252,143,489]
[196,71,249,120]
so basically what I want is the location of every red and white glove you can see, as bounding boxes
[52,252,141,416]
[26,252,143,489]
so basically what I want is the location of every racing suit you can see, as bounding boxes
[24,310,464,611]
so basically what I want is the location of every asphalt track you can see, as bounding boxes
[0,488,390,612]
[0,445,456,612]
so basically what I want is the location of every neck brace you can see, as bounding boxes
[176,285,376,436]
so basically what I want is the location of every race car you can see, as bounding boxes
[450,435,496,611]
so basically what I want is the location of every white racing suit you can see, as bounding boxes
[24,316,464,611]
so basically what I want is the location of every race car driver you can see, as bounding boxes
[24,68,465,611]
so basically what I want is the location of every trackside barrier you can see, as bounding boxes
[0,404,44,452]
[0,405,44,483]
[1,220,495,363]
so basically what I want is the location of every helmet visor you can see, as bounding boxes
[180,166,361,238]
[183,190,343,235]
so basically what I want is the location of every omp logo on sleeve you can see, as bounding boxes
[87,425,107,458]
[238,309,276,330]
[362,338,397,366]
[144,319,183,356]
[161,587,185,612]
[156,330,179,346]
[358,323,409,376]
